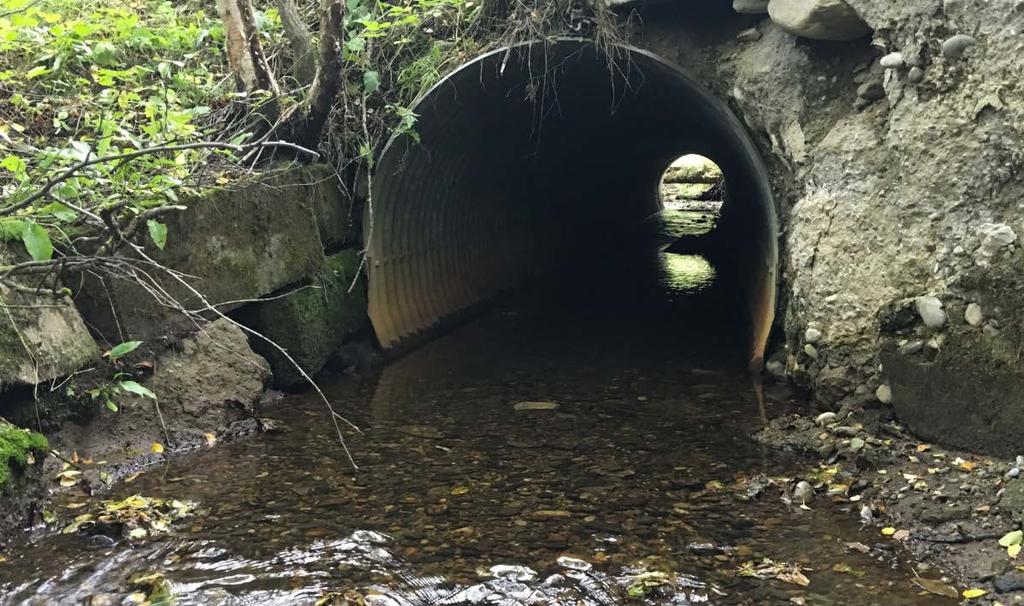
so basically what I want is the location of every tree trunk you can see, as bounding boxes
[235,0,281,96]
[276,0,318,86]
[290,0,344,149]
[216,0,259,90]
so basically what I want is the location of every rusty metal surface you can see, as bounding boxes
[366,39,777,365]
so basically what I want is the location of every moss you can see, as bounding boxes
[0,421,48,488]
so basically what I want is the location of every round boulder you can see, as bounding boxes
[767,0,872,41]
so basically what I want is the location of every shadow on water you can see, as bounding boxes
[0,211,952,605]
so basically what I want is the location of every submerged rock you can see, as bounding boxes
[767,0,872,41]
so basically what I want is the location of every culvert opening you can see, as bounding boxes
[367,40,776,367]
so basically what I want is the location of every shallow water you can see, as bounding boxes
[0,217,951,605]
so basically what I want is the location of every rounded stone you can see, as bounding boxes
[875,384,893,404]
[1007,467,1021,479]
[942,34,977,59]
[804,343,819,359]
[907,66,925,83]
[767,0,873,41]
[804,327,823,344]
[879,52,905,69]
[915,296,947,330]
[965,303,984,327]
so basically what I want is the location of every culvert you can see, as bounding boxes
[367,39,777,367]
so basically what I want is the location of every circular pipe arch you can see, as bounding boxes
[366,39,777,367]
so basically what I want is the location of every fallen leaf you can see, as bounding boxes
[881,527,896,536]
[917,444,931,452]
[204,432,217,445]
[513,401,559,411]
[150,442,164,454]
[1000,530,1023,548]
[963,588,987,599]
[831,562,865,577]
[1009,544,1021,558]
[913,578,958,599]
[450,486,470,496]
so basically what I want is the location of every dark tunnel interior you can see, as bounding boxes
[366,40,776,366]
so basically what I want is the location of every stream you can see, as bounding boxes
[0,212,952,605]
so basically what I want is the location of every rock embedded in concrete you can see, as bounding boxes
[804,327,822,344]
[965,303,984,327]
[803,343,819,359]
[879,52,905,69]
[907,66,924,83]
[733,0,769,14]
[767,0,872,41]
[737,27,763,42]
[856,79,885,101]
[240,250,368,388]
[942,34,978,59]
[976,223,1017,266]
[914,296,947,330]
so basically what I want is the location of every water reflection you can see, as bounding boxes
[658,253,716,295]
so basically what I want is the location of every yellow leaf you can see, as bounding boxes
[1009,544,1021,558]
[150,442,164,454]
[450,486,470,496]
[881,527,896,536]
[204,432,217,444]
[916,444,931,452]
[963,588,988,599]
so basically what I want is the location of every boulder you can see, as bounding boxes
[734,0,769,14]
[73,169,327,344]
[0,246,99,391]
[51,318,271,463]
[239,250,368,388]
[767,0,871,41]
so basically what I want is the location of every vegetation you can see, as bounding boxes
[0,419,48,487]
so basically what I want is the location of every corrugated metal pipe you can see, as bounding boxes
[367,39,777,368]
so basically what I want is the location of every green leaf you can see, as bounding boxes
[119,380,156,400]
[0,155,26,175]
[39,202,77,222]
[25,65,49,79]
[156,61,172,80]
[22,223,53,261]
[147,219,167,250]
[363,70,379,95]
[106,340,142,362]
[1000,530,1023,547]
[90,41,118,67]
[0,219,27,242]
[105,400,119,412]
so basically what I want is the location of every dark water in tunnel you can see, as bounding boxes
[0,212,949,605]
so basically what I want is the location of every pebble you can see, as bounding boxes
[907,66,925,83]
[993,572,1024,593]
[942,34,977,59]
[804,344,819,359]
[879,52,905,69]
[849,437,866,452]
[832,426,859,438]
[875,384,893,404]
[1016,455,1024,468]
[794,481,814,505]
[965,303,984,327]
[815,411,838,426]
[984,324,1001,337]
[915,296,947,330]
[804,327,822,344]
[898,340,924,355]
[1007,467,1020,479]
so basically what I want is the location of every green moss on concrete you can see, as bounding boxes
[0,421,48,488]
[241,249,368,387]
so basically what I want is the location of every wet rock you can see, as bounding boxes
[879,52,905,69]
[734,0,769,13]
[794,480,814,505]
[815,411,838,426]
[898,340,924,355]
[965,303,984,327]
[767,0,872,41]
[875,384,892,404]
[942,34,978,59]
[914,296,947,330]
[804,327,822,344]
[993,572,1024,593]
